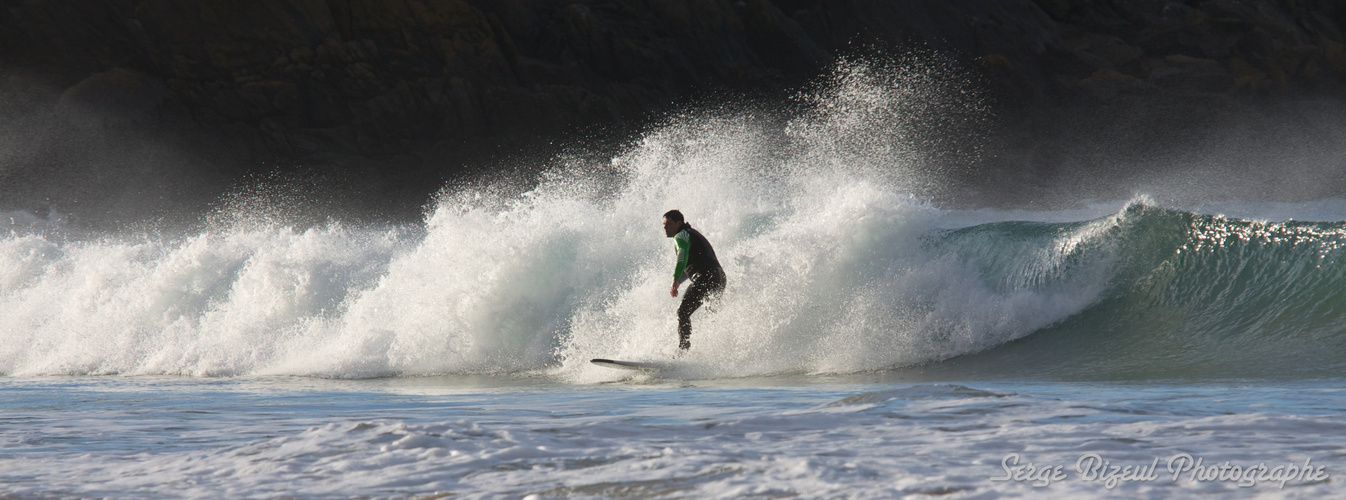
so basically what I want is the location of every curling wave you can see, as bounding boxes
[2,57,1341,381]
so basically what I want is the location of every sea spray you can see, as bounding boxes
[0,224,410,376]
[4,57,1345,380]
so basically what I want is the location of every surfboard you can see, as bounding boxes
[590,358,666,371]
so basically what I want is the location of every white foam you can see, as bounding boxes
[2,380,1340,498]
[0,225,409,376]
[0,60,1116,379]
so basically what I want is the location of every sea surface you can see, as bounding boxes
[3,61,1344,498]
[1,374,1342,498]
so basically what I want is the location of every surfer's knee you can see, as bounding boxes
[678,299,700,319]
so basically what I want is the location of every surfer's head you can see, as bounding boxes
[662,209,684,237]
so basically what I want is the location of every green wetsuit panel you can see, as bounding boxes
[672,229,690,284]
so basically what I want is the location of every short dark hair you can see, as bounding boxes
[663,209,684,222]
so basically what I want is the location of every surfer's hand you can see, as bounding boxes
[670,282,679,298]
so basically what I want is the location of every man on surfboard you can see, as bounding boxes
[663,210,726,350]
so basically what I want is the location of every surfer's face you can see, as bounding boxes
[663,217,679,237]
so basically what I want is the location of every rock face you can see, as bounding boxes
[7,0,1344,155]
[3,0,821,160]
[1,0,1344,221]
[55,68,167,127]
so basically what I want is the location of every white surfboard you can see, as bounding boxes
[590,358,667,371]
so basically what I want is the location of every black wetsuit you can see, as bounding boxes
[671,223,725,350]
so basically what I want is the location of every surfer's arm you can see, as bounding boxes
[671,230,690,296]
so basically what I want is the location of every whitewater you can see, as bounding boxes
[2,60,1344,498]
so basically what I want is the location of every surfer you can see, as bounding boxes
[663,210,726,350]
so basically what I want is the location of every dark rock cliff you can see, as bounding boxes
[2,0,1344,223]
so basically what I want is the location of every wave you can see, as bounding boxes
[3,194,1344,380]
[925,204,1346,380]
[2,58,1343,381]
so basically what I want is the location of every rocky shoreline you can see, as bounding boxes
[2,0,1344,224]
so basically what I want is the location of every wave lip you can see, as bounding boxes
[930,203,1346,380]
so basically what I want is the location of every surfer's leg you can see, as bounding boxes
[677,270,726,349]
[678,281,710,350]
[706,268,726,307]
[677,295,699,350]
[677,317,692,350]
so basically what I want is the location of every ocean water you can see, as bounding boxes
[3,60,1345,498]
[1,375,1342,498]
